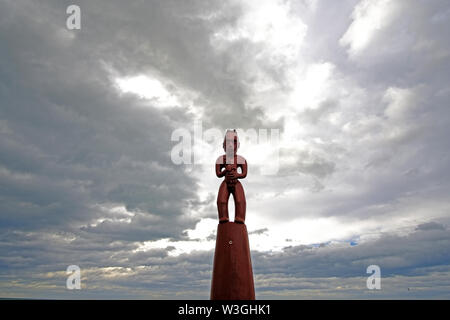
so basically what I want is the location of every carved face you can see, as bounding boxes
[223,131,239,154]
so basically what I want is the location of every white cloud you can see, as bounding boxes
[211,0,307,66]
[383,86,419,120]
[288,62,335,112]
[340,0,401,56]
[115,75,180,107]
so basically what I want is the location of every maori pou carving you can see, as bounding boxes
[215,129,248,224]
[211,129,255,300]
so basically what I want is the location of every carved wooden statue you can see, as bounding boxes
[211,129,255,300]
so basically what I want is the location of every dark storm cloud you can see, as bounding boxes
[416,221,445,232]
[278,148,336,179]
[0,0,271,297]
[0,0,212,236]
[252,224,450,278]
[249,228,268,235]
[71,0,276,130]
[1,221,449,299]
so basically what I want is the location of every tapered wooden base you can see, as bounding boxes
[210,222,255,300]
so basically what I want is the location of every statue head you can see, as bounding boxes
[223,129,239,155]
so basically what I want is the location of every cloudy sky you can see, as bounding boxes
[1,0,450,299]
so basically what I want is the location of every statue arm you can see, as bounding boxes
[237,159,247,179]
[216,163,226,178]
[216,157,226,178]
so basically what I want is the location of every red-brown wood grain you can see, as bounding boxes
[210,222,255,300]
